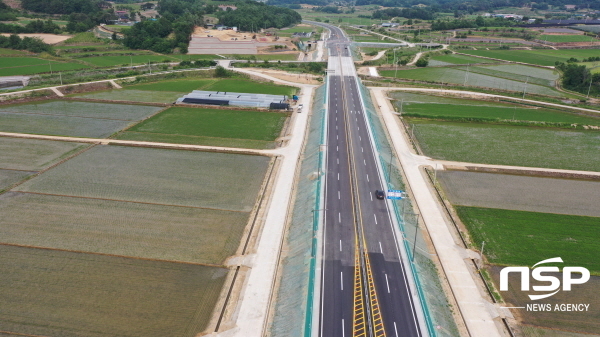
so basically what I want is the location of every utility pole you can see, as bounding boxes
[463,64,469,86]
[522,76,529,99]
[49,61,52,74]
[480,241,486,268]
[411,214,420,262]
[394,48,398,78]
[587,75,593,98]
[59,72,62,86]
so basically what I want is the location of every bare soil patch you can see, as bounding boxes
[0,33,72,44]
[246,68,321,84]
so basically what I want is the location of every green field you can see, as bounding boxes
[0,192,249,265]
[0,244,226,337]
[82,54,178,67]
[127,79,218,92]
[0,57,56,68]
[61,31,104,44]
[540,34,598,43]
[457,206,600,274]
[410,121,600,171]
[401,102,600,125]
[429,54,496,65]
[74,89,183,103]
[121,106,286,148]
[380,67,560,96]
[0,62,88,76]
[203,79,296,96]
[0,137,88,171]
[0,48,28,55]
[15,145,270,211]
[225,53,300,61]
[460,49,600,66]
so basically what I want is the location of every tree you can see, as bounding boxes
[415,58,428,67]
[215,65,230,77]
[475,16,485,26]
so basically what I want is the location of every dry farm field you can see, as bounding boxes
[380,67,560,97]
[14,145,270,211]
[0,101,164,138]
[0,192,249,265]
[0,100,164,121]
[436,171,600,217]
[0,137,88,171]
[0,244,227,337]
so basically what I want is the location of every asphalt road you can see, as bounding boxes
[314,22,424,337]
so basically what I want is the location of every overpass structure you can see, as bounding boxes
[312,22,428,337]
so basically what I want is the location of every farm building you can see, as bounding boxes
[177,91,290,109]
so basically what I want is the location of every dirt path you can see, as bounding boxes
[240,68,321,85]
[407,44,448,66]
[352,26,414,47]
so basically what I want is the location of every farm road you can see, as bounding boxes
[0,132,271,156]
[370,86,600,336]
[370,87,600,177]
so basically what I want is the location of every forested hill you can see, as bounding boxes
[217,2,302,30]
[268,0,600,11]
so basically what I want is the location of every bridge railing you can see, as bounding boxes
[355,80,461,337]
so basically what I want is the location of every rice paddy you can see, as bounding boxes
[81,54,178,67]
[409,121,600,171]
[437,171,600,217]
[74,89,183,103]
[429,54,496,66]
[119,107,287,149]
[15,145,270,211]
[457,206,600,274]
[127,79,219,92]
[459,49,600,67]
[380,67,560,96]
[203,79,296,96]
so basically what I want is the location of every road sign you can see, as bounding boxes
[387,190,404,200]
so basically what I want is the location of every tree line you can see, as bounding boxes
[0,34,53,53]
[216,1,302,31]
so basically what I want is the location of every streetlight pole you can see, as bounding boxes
[411,213,420,262]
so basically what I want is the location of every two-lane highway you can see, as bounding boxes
[315,22,426,337]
